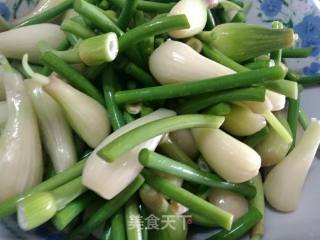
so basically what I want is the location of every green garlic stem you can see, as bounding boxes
[282,47,313,58]
[61,19,96,39]
[112,209,127,240]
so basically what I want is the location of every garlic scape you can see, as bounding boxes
[0,56,42,203]
[82,109,176,199]
[149,40,234,84]
[0,24,65,63]
[11,0,65,25]
[198,23,295,62]
[264,118,320,212]
[222,104,266,136]
[169,0,208,39]
[192,128,261,183]
[209,189,248,221]
[22,55,110,148]
[25,80,77,173]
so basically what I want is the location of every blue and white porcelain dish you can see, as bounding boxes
[0,0,319,239]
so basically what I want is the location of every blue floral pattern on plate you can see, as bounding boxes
[0,0,319,239]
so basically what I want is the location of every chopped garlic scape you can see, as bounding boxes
[0,61,42,203]
[264,118,320,212]
[82,109,176,199]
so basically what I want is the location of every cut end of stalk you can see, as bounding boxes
[105,32,119,62]
[138,148,150,165]
[17,192,57,231]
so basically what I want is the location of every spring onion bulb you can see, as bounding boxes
[192,128,261,183]
[266,90,286,111]
[82,109,176,199]
[0,56,42,203]
[149,40,234,84]
[45,75,110,148]
[255,113,291,166]
[168,0,207,39]
[208,189,248,221]
[264,118,320,212]
[222,104,266,136]
[0,24,65,63]
[198,23,295,62]
[169,129,198,159]
[25,80,77,172]
[11,0,65,25]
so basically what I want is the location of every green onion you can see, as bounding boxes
[250,174,265,240]
[112,209,127,240]
[125,197,143,240]
[74,0,123,36]
[98,114,225,162]
[118,15,190,51]
[263,111,293,144]
[202,44,249,73]
[270,21,283,65]
[286,68,300,81]
[17,177,86,230]
[243,127,269,148]
[61,19,96,39]
[13,0,74,28]
[157,139,199,169]
[177,86,266,114]
[115,66,285,104]
[41,52,105,105]
[298,75,320,85]
[70,175,145,239]
[125,62,158,87]
[0,160,85,218]
[287,98,300,149]
[282,48,313,58]
[263,80,298,99]
[142,169,233,230]
[118,0,140,30]
[139,149,256,198]
[245,60,273,70]
[53,192,98,231]
[298,106,310,130]
[207,207,262,240]
[102,66,126,130]
[109,0,175,13]
[203,103,232,116]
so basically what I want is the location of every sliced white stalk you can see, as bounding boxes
[0,24,65,63]
[222,104,266,136]
[82,109,176,199]
[45,75,110,148]
[208,189,248,221]
[266,90,286,111]
[192,128,261,183]
[264,118,320,212]
[0,62,42,203]
[11,0,65,25]
[25,80,77,172]
[169,0,208,39]
[149,40,234,84]
[169,129,199,159]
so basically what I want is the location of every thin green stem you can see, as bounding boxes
[142,169,233,230]
[202,44,249,73]
[298,106,310,130]
[125,197,143,240]
[103,66,126,130]
[125,62,158,87]
[270,21,283,65]
[70,175,145,239]
[205,9,216,30]
[282,48,313,58]
[287,98,300,149]
[61,19,96,39]
[243,127,269,148]
[109,0,175,13]
[263,80,298,99]
[115,66,284,104]
[74,0,123,36]
[298,75,320,85]
[286,68,300,81]
[0,160,85,218]
[119,15,190,51]
[41,52,105,105]
[112,209,127,240]
[139,149,256,198]
[13,0,74,28]
[118,0,140,30]
[98,114,225,162]
[203,102,231,116]
[207,207,262,240]
[245,60,273,70]
[177,86,266,114]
